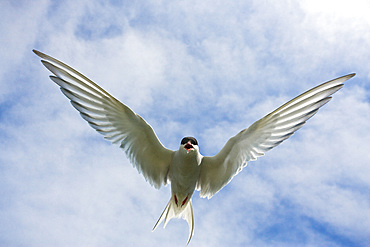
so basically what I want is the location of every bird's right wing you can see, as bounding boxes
[34,50,174,189]
[197,73,355,198]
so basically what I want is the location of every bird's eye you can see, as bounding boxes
[190,138,198,145]
[181,138,189,145]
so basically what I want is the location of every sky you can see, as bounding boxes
[0,0,369,246]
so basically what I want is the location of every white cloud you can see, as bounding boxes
[1,0,369,246]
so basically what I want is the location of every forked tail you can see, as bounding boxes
[152,197,194,245]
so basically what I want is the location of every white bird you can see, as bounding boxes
[33,49,355,244]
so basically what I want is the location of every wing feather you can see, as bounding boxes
[197,73,355,198]
[34,50,174,188]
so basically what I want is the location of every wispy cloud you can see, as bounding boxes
[1,0,369,246]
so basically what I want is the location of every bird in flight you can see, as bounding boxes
[33,49,355,244]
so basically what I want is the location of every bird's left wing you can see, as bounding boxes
[34,50,174,188]
[197,73,355,198]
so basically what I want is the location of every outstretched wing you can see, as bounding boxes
[34,50,174,188]
[197,73,355,198]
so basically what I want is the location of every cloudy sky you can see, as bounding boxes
[1,0,369,246]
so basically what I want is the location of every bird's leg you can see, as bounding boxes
[174,194,189,207]
[174,195,178,206]
[182,195,189,207]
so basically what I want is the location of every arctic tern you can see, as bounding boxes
[33,49,355,244]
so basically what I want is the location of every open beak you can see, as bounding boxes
[184,142,194,153]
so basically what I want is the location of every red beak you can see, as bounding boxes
[184,142,194,152]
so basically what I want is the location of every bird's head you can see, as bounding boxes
[180,137,198,153]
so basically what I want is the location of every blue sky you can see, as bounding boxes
[1,0,369,246]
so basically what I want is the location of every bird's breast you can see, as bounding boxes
[169,151,202,196]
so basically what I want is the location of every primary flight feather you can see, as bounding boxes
[33,49,355,244]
